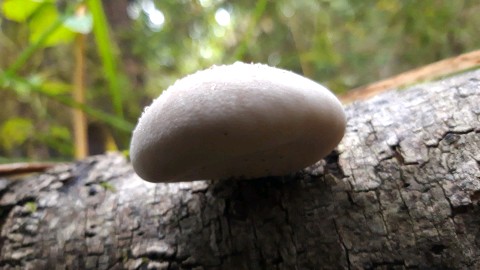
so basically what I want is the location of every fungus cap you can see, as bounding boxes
[130,62,346,183]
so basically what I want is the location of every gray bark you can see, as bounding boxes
[1,71,479,270]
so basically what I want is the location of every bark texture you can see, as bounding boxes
[1,71,479,270]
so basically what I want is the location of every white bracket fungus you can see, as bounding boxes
[130,62,346,183]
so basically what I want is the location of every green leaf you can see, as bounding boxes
[41,80,72,95]
[0,118,34,151]
[1,0,42,22]
[5,12,66,75]
[28,4,75,47]
[87,0,124,117]
[64,12,93,34]
[40,125,73,156]
[6,74,70,98]
[50,125,71,140]
[10,78,32,97]
[23,74,71,96]
[2,74,134,133]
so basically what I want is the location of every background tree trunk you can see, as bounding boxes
[1,71,479,270]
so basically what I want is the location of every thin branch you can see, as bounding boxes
[340,49,480,103]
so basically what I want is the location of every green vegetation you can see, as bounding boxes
[1,0,479,161]
[100,181,116,192]
[25,201,38,213]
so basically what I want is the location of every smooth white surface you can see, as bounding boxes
[130,62,346,182]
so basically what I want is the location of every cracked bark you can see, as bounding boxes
[1,71,479,270]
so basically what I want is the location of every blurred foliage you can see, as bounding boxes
[0,0,479,161]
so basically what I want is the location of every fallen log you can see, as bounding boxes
[0,70,479,269]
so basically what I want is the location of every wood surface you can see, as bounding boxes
[0,70,479,269]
